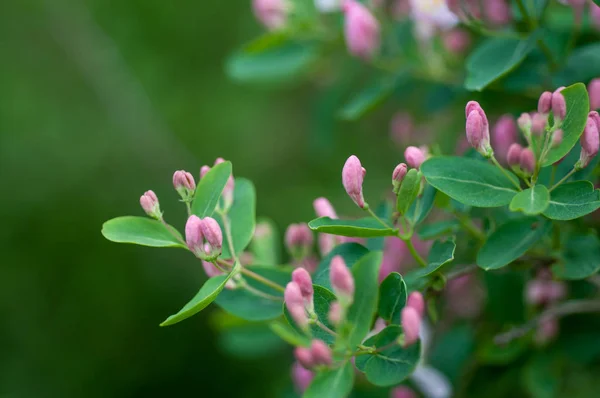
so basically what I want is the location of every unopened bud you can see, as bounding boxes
[200,217,223,257]
[292,268,314,312]
[313,197,338,219]
[538,91,553,114]
[492,115,517,164]
[330,255,355,303]
[407,292,425,318]
[401,306,421,347]
[202,260,223,278]
[310,340,333,366]
[392,163,408,193]
[199,165,211,179]
[328,301,342,325]
[519,148,536,174]
[404,146,426,169]
[531,113,548,136]
[443,28,471,54]
[285,223,314,259]
[173,170,196,199]
[140,190,161,219]
[342,0,381,60]
[342,155,367,209]
[589,78,600,111]
[552,129,563,148]
[579,113,600,168]
[517,112,532,133]
[252,0,287,30]
[285,282,309,329]
[294,347,314,369]
[391,386,417,398]
[535,316,558,345]
[485,0,512,25]
[185,215,204,255]
[592,4,600,31]
[465,101,492,157]
[291,362,313,393]
[506,143,523,167]
[551,91,567,121]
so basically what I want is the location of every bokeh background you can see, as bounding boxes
[0,1,407,396]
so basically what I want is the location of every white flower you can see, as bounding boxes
[409,0,459,31]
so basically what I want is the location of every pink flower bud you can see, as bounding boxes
[379,237,408,281]
[492,115,517,164]
[443,28,471,54]
[202,260,223,278]
[313,197,338,219]
[517,112,532,132]
[506,143,523,167]
[392,163,408,193]
[404,146,426,169]
[342,155,367,209]
[294,347,314,369]
[214,158,235,209]
[538,91,553,114]
[286,224,314,257]
[291,362,314,393]
[579,113,600,168]
[185,215,204,254]
[390,112,413,145]
[330,256,355,302]
[199,165,211,179]
[531,113,548,136]
[292,268,314,302]
[140,190,161,218]
[401,306,421,347]
[407,292,425,318]
[173,170,196,193]
[318,234,336,257]
[551,91,567,121]
[390,386,418,398]
[589,78,600,110]
[465,101,491,156]
[552,129,563,148]
[592,4,600,31]
[519,148,536,174]
[200,217,223,256]
[285,282,309,329]
[328,301,342,325]
[252,0,287,30]
[342,0,381,59]
[535,316,558,345]
[484,0,512,26]
[310,340,333,366]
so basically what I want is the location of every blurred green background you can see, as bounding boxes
[0,1,405,396]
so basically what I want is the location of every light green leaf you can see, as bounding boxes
[509,185,550,215]
[215,266,290,321]
[404,239,456,286]
[284,285,338,345]
[269,321,310,347]
[554,43,600,87]
[477,218,550,270]
[421,157,519,207]
[249,217,281,266]
[161,273,232,326]
[344,251,383,347]
[354,325,421,386]
[418,220,460,240]
[406,184,437,225]
[308,217,398,238]
[552,234,600,280]
[339,74,406,121]
[313,243,370,290]
[191,161,232,217]
[378,273,407,324]
[543,83,590,166]
[304,361,354,398]
[543,181,600,220]
[523,352,561,398]
[101,216,185,248]
[465,34,538,91]
[397,169,421,216]
[214,178,256,259]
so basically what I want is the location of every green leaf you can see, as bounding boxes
[344,251,383,347]
[304,361,354,398]
[421,157,519,207]
[554,43,600,87]
[226,35,318,85]
[308,217,398,238]
[543,83,590,166]
[465,34,538,91]
[161,273,232,326]
[509,185,550,215]
[552,234,600,280]
[101,216,186,248]
[284,285,338,345]
[214,178,256,259]
[191,161,232,217]
[397,169,421,216]
[354,325,420,386]
[418,220,460,240]
[313,243,370,290]
[338,74,406,121]
[543,181,600,220]
[406,184,437,225]
[477,218,550,270]
[378,273,407,324]
[215,266,290,321]
[269,321,310,347]
[523,352,561,398]
[249,218,281,266]
[404,238,456,285]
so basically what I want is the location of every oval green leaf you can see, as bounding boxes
[406,184,437,225]
[284,285,338,345]
[308,217,397,238]
[418,220,460,240]
[465,34,538,91]
[269,321,310,347]
[543,181,600,220]
[404,238,456,287]
[339,75,403,121]
[378,272,407,324]
[397,169,420,216]
[101,216,186,248]
[160,273,232,326]
[477,218,550,270]
[354,325,421,386]
[215,266,290,321]
[304,361,354,398]
[421,157,519,207]
[509,185,550,215]
[313,243,370,290]
[543,83,590,166]
[552,234,600,280]
[191,161,232,217]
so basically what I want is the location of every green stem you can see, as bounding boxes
[402,237,427,267]
[536,39,558,71]
[218,211,239,263]
[491,156,522,190]
[549,164,558,186]
[516,0,535,30]
[314,319,337,336]
[160,217,186,246]
[243,283,283,301]
[185,201,192,217]
[240,268,285,293]
[549,168,577,192]
[454,213,485,242]
[367,207,392,229]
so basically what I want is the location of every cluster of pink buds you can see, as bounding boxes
[185,215,223,260]
[173,170,196,201]
[526,269,567,307]
[491,115,517,165]
[401,291,424,347]
[285,268,316,329]
[294,339,333,369]
[140,190,161,219]
[446,0,512,27]
[252,0,288,30]
[506,144,536,175]
[285,223,314,260]
[342,0,381,60]
[201,158,235,210]
[465,101,493,158]
[578,111,600,169]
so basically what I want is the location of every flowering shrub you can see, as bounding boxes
[103,1,600,397]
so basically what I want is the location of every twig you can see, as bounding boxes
[491,155,522,191]
[549,168,577,192]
